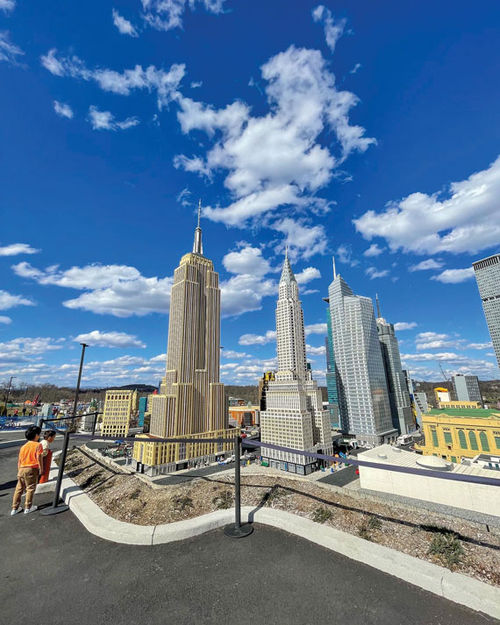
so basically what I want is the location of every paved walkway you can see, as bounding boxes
[0,444,497,625]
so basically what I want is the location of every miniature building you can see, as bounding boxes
[415,409,500,463]
[228,405,260,427]
[101,390,138,438]
[133,204,235,475]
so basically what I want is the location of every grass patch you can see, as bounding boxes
[366,516,382,531]
[311,507,332,524]
[428,532,464,569]
[212,491,233,510]
[129,488,142,500]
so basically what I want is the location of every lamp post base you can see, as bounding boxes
[224,523,254,538]
[40,504,70,516]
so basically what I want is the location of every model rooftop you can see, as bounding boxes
[426,408,500,418]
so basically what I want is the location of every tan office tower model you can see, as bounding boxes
[260,251,333,475]
[133,202,234,475]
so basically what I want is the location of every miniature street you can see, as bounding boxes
[0,443,496,625]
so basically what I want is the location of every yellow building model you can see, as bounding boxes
[133,204,235,475]
[437,400,482,410]
[101,390,138,438]
[416,409,500,463]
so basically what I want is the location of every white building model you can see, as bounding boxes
[260,252,333,475]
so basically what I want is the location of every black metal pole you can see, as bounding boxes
[91,411,98,437]
[224,435,253,538]
[41,343,88,516]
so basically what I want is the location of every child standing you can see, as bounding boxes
[11,425,43,516]
[39,430,56,484]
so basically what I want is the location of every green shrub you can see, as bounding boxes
[428,533,464,569]
[312,507,332,524]
[366,516,382,531]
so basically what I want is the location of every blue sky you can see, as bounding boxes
[1,0,499,388]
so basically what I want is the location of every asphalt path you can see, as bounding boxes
[0,444,497,625]
[318,464,358,487]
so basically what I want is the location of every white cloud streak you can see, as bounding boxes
[0,31,23,65]
[0,243,39,256]
[88,106,139,131]
[112,9,138,36]
[0,290,34,311]
[312,5,346,54]
[74,330,146,348]
[41,48,185,109]
[141,0,227,31]
[431,267,474,284]
[354,156,500,256]
[53,100,74,119]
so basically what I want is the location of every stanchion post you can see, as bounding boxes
[224,435,253,538]
[41,342,88,516]
[91,412,98,437]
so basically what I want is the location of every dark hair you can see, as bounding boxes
[44,430,56,440]
[25,425,41,441]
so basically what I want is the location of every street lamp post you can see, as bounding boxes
[41,343,88,516]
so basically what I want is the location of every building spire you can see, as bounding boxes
[280,246,296,284]
[376,293,381,319]
[332,256,337,279]
[193,199,203,255]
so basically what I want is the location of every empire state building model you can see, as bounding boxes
[133,203,233,475]
[260,252,333,475]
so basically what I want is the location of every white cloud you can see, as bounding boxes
[393,321,417,331]
[0,316,12,324]
[306,343,326,356]
[74,330,146,348]
[220,273,276,317]
[273,219,328,259]
[431,267,474,284]
[363,243,385,257]
[354,156,500,256]
[0,243,39,256]
[53,100,74,119]
[221,349,249,359]
[0,1,15,13]
[112,9,138,36]
[0,289,34,310]
[176,44,374,249]
[0,31,23,65]
[467,342,492,350]
[239,330,276,346]
[305,323,327,335]
[366,266,389,279]
[142,0,227,32]
[222,245,271,277]
[409,258,443,272]
[350,63,361,75]
[0,337,64,364]
[312,5,346,54]
[12,261,172,317]
[415,332,463,351]
[176,187,192,207]
[88,106,139,131]
[41,49,185,109]
[335,244,359,266]
[295,266,321,284]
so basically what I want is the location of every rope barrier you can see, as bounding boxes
[242,439,500,487]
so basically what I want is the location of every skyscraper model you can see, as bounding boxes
[133,202,234,475]
[473,253,500,368]
[328,262,397,446]
[375,295,414,435]
[260,251,333,475]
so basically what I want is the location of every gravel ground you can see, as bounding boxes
[63,447,500,587]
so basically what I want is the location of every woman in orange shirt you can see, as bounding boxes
[11,425,43,515]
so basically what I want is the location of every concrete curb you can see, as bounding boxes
[52,471,500,620]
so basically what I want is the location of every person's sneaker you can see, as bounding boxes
[10,508,23,516]
[24,505,38,514]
